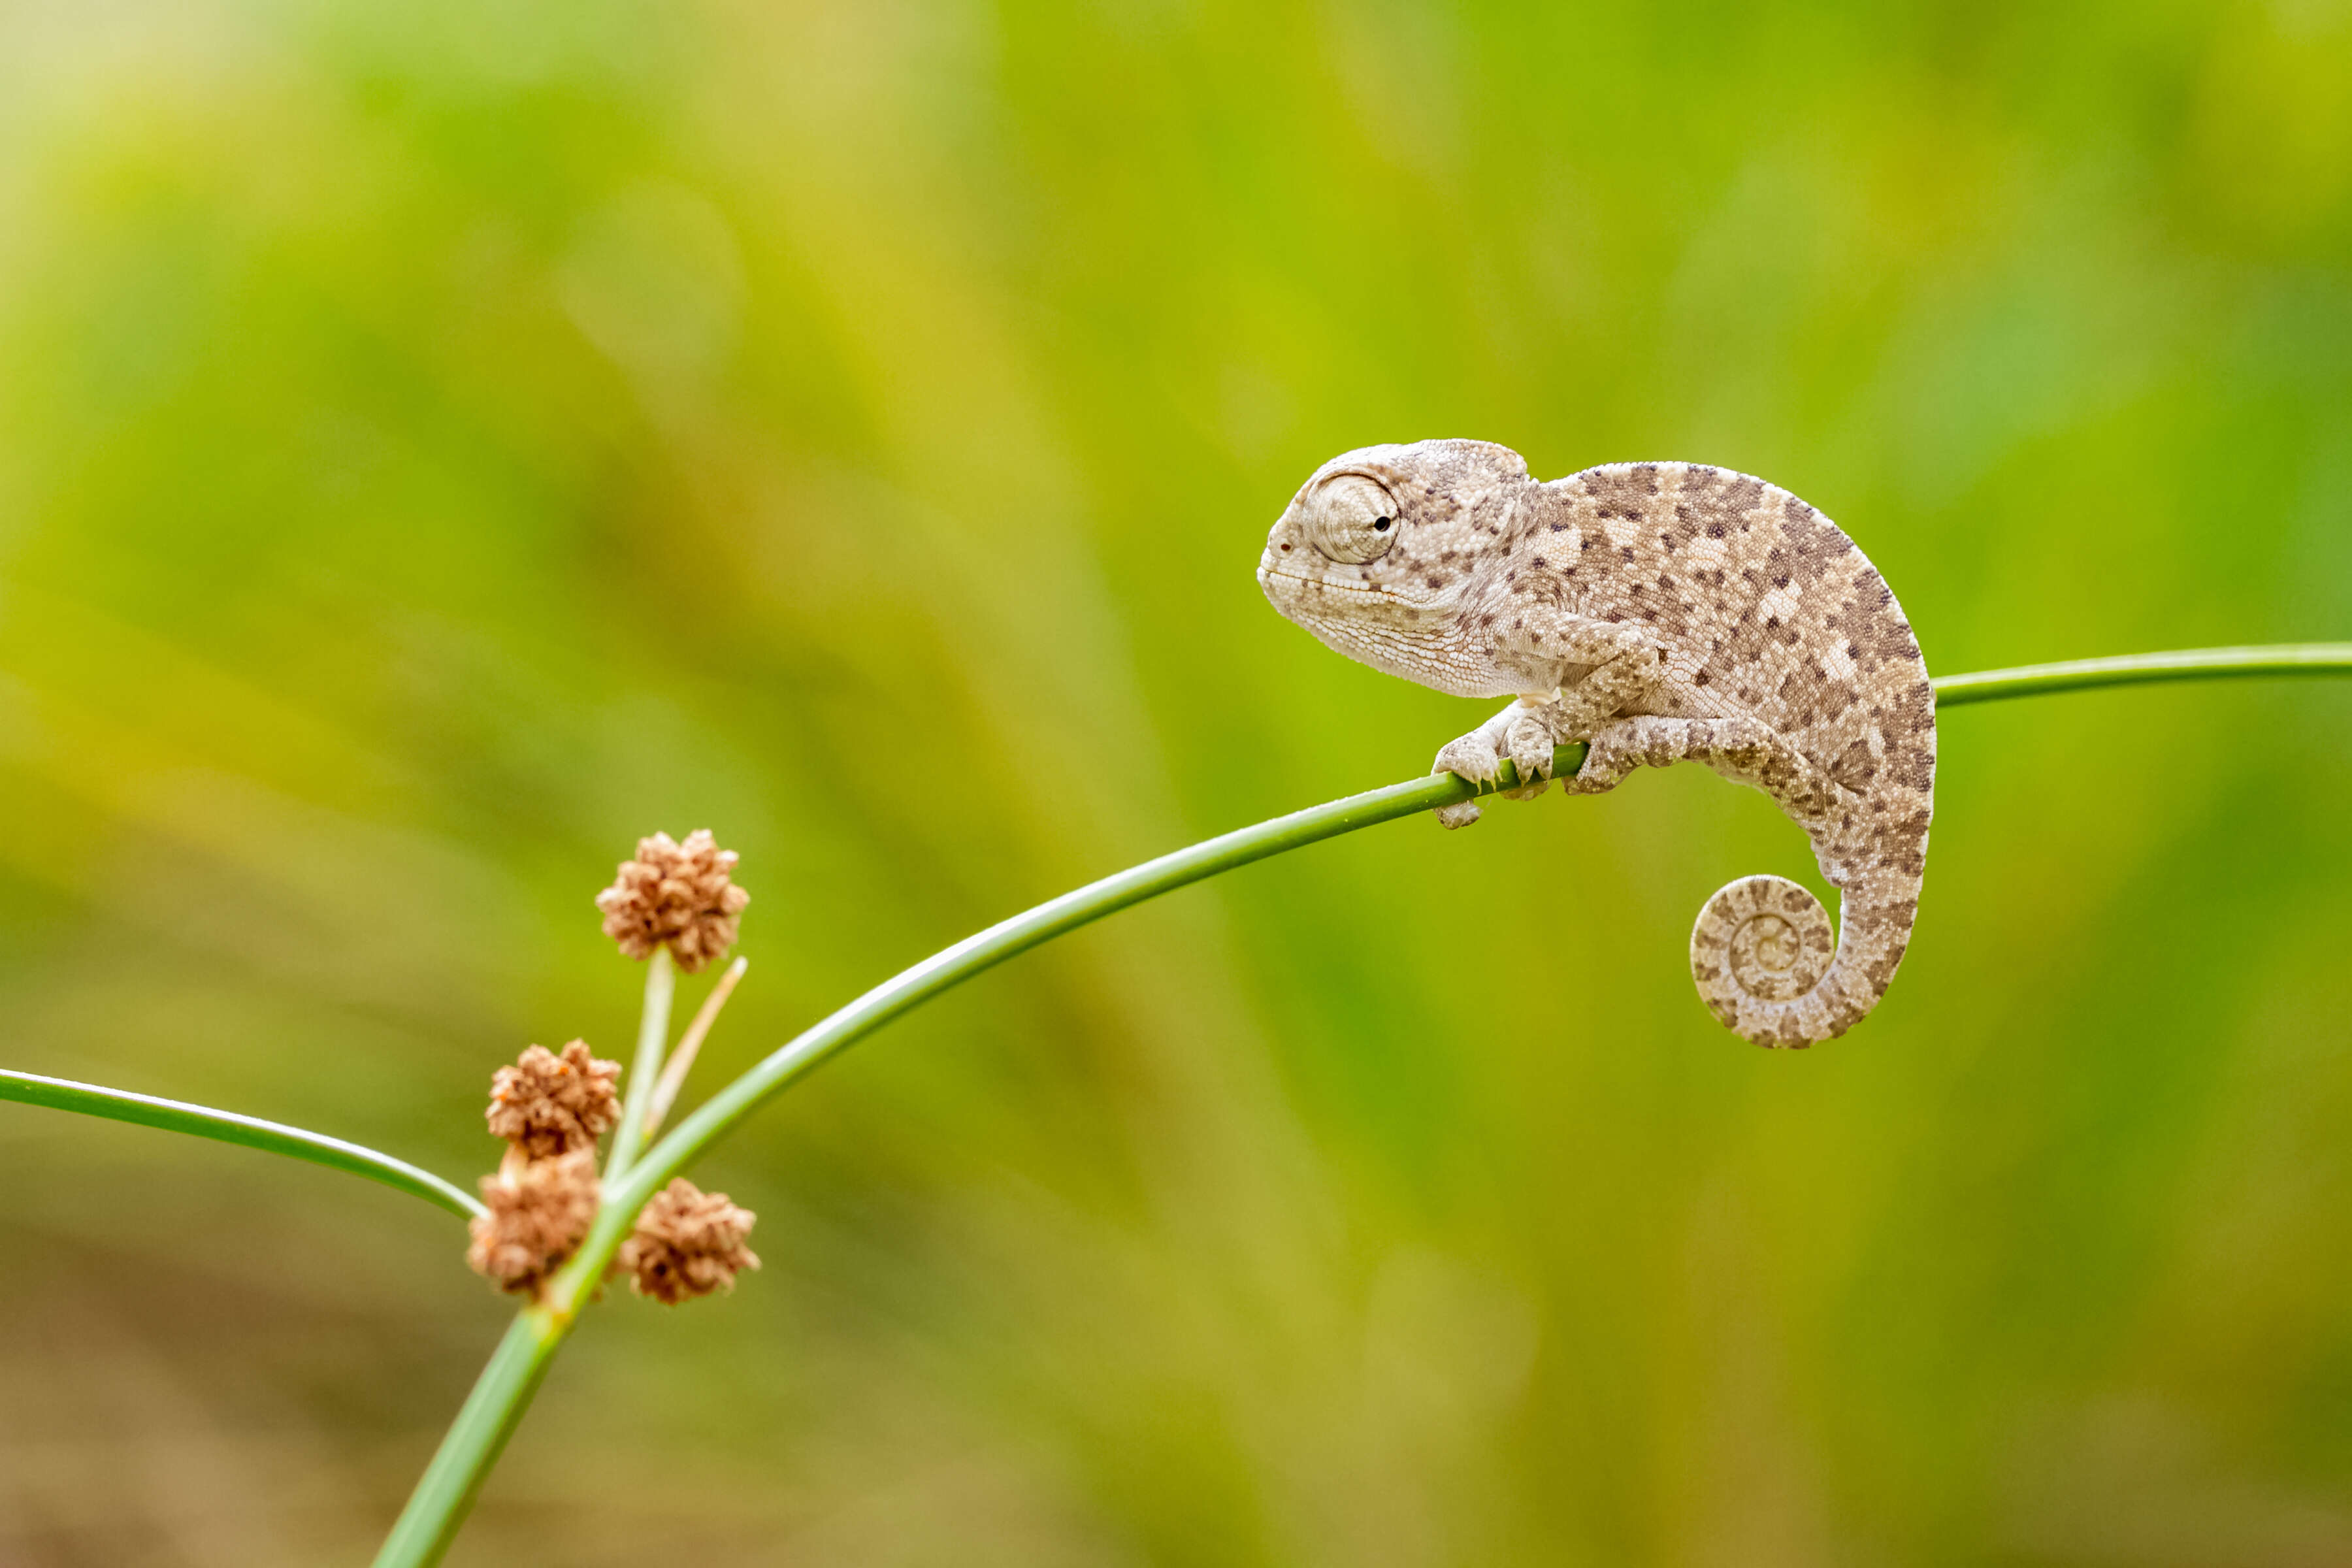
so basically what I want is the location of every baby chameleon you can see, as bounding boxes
[1257,440,1935,1047]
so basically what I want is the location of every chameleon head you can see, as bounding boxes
[1257,440,1531,677]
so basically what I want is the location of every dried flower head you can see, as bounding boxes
[466,1149,600,1295]
[619,1177,759,1304]
[594,829,750,973]
[485,1039,621,1158]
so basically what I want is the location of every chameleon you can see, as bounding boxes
[1256,439,1934,1047]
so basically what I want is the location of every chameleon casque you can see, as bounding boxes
[1257,439,1935,1047]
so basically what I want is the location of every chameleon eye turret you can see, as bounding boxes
[1260,438,1935,1048]
[1301,474,1401,564]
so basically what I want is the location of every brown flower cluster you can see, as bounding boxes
[617,1178,759,1304]
[485,1039,621,1159]
[468,1039,621,1295]
[465,830,761,1300]
[594,829,749,973]
[467,1150,599,1294]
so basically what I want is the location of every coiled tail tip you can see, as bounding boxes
[1688,874,1842,1048]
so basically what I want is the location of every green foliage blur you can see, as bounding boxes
[1,1,2349,1561]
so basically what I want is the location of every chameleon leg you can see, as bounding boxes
[1431,617,1674,828]
[1561,715,1841,821]
[1429,700,1553,828]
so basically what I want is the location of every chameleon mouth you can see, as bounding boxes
[1261,569,1385,597]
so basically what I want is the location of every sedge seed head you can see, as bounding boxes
[619,1177,759,1305]
[466,1149,599,1295]
[593,829,749,973]
[485,1039,621,1159]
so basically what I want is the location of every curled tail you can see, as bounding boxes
[1687,862,1921,1048]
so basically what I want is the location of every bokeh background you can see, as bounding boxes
[1,1,2349,1562]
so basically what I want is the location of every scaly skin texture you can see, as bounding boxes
[1257,439,1935,1047]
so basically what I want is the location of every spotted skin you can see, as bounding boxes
[1257,440,1935,1047]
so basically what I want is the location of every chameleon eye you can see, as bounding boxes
[1304,475,1400,564]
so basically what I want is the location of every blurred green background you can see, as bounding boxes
[1,1,2348,1562]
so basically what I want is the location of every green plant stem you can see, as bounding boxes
[1933,642,2352,706]
[369,1308,570,1567]
[379,640,2352,1565]
[374,949,678,1567]
[584,749,1582,1251]
[0,1067,481,1220]
[601,946,674,1184]
[372,745,1586,1568]
[600,647,2352,1221]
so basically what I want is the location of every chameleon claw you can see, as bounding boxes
[1433,798,1482,829]
[1431,730,1507,826]
[1500,713,1555,800]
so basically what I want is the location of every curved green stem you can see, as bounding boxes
[0,1068,482,1220]
[378,640,2352,1565]
[1931,642,2352,706]
[584,742,1588,1267]
[369,746,1584,1567]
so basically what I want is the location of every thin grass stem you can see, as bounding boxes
[379,640,2352,1563]
[0,1068,481,1220]
[600,946,674,1184]
[1932,642,2352,706]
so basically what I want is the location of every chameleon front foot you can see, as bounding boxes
[1500,713,1558,797]
[1430,731,1500,828]
[1430,711,1556,828]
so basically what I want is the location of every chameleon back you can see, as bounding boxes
[1534,462,1935,1045]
